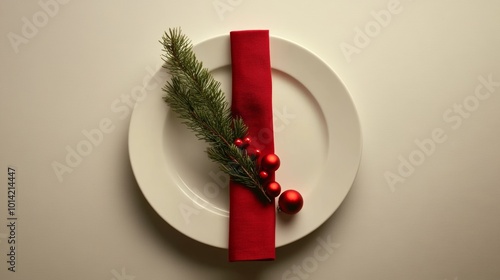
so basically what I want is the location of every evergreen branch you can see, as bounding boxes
[160,28,271,203]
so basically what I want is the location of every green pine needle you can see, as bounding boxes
[160,28,271,203]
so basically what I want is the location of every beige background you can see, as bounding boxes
[1,0,500,279]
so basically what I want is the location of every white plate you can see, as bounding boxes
[128,35,362,248]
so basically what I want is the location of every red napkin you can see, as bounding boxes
[228,30,276,261]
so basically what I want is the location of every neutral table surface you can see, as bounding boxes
[1,1,500,279]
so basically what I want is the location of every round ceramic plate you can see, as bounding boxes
[128,35,362,248]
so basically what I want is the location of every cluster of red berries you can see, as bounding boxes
[234,137,303,214]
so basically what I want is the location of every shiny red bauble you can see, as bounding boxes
[261,153,280,172]
[234,138,243,147]
[251,149,261,158]
[278,190,303,214]
[259,171,269,179]
[264,181,281,198]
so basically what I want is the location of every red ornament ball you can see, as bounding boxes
[264,181,281,198]
[234,138,243,147]
[259,171,269,179]
[243,137,252,146]
[278,190,303,214]
[252,149,261,158]
[261,153,280,171]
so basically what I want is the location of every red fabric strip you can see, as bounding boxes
[228,30,275,261]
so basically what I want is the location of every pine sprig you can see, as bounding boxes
[160,28,272,203]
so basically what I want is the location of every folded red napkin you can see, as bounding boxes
[228,30,276,261]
